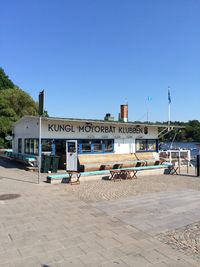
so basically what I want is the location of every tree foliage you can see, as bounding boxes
[0,68,15,90]
[0,67,42,148]
[158,120,200,143]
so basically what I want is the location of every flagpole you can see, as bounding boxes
[168,87,171,130]
[168,101,170,128]
[38,90,44,184]
[147,96,152,123]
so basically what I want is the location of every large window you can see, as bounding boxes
[25,139,55,155]
[25,139,38,155]
[136,139,158,152]
[78,139,114,154]
[24,138,115,155]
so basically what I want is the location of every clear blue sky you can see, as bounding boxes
[1,0,200,122]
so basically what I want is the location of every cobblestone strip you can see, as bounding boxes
[156,221,200,262]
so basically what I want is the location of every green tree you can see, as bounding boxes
[0,88,39,147]
[185,120,200,142]
[0,68,15,90]
[0,88,38,118]
[0,67,46,148]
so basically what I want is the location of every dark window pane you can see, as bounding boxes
[68,142,76,153]
[94,143,102,152]
[42,140,52,152]
[82,143,91,153]
[30,139,34,154]
[34,139,38,154]
[25,139,30,154]
[18,139,22,153]
[104,140,113,152]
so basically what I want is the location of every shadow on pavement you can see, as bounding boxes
[0,157,29,170]
[0,175,38,184]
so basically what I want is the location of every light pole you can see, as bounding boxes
[38,90,44,184]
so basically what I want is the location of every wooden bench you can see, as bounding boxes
[135,152,159,166]
[78,153,140,172]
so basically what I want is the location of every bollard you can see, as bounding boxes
[197,155,200,177]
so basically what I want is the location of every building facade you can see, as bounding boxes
[12,115,162,168]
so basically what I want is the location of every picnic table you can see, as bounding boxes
[167,164,179,175]
[110,169,137,181]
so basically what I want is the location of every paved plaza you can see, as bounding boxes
[0,157,200,266]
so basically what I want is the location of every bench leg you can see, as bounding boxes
[110,172,122,182]
[70,174,81,185]
[110,173,114,181]
[125,171,132,179]
[168,167,178,175]
[110,173,115,181]
[131,170,137,179]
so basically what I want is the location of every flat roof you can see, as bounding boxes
[14,115,184,129]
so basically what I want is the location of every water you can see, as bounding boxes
[159,141,200,159]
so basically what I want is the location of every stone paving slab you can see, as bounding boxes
[1,158,200,266]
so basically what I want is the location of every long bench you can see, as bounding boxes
[47,170,109,184]
[135,152,159,166]
[78,153,138,172]
[47,163,171,184]
[78,152,160,172]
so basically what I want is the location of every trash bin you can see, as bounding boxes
[41,155,51,173]
[51,156,60,173]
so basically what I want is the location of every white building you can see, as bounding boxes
[12,105,174,171]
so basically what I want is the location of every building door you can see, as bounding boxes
[66,140,78,171]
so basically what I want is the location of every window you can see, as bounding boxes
[78,139,114,154]
[25,139,30,154]
[34,139,38,154]
[25,139,39,155]
[30,139,34,154]
[147,139,157,151]
[81,140,92,153]
[136,140,147,151]
[18,138,22,153]
[68,142,76,153]
[136,139,158,152]
[93,140,102,153]
[104,140,113,152]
